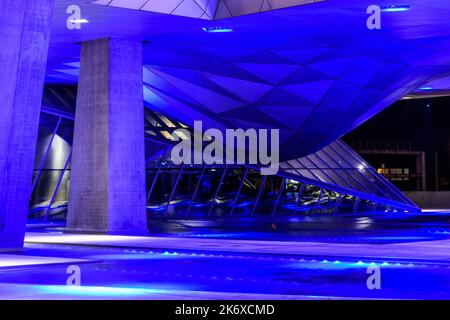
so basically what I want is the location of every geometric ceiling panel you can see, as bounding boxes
[202,73,273,103]
[282,81,334,105]
[47,0,450,161]
[235,63,298,85]
[40,85,419,212]
[91,0,327,20]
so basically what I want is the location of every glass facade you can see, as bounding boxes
[29,86,420,222]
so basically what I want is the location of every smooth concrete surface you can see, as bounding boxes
[0,283,347,300]
[0,0,54,249]
[0,254,89,268]
[25,232,450,263]
[404,191,450,209]
[67,38,147,234]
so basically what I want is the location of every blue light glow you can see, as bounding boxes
[202,27,233,33]
[381,5,411,12]
[419,87,433,90]
[69,19,89,24]
[34,285,164,297]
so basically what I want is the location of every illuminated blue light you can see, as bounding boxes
[202,27,233,33]
[34,285,164,297]
[87,253,188,260]
[419,87,433,90]
[381,5,411,12]
[70,18,89,24]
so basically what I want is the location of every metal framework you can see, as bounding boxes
[29,86,421,220]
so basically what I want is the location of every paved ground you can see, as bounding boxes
[2,212,450,300]
[0,283,349,300]
[0,254,89,268]
[24,232,450,263]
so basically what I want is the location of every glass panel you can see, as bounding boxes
[310,169,337,185]
[296,157,316,169]
[189,166,227,218]
[167,167,204,218]
[314,149,341,169]
[253,176,283,216]
[297,185,321,214]
[338,194,357,212]
[213,168,245,217]
[321,144,352,169]
[319,189,340,214]
[296,169,318,180]
[148,169,180,215]
[30,170,67,218]
[49,170,71,220]
[322,169,353,189]
[233,169,263,217]
[357,199,376,212]
[277,179,302,216]
[305,154,328,169]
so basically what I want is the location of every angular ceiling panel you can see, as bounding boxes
[258,106,314,130]
[50,0,450,162]
[282,80,334,105]
[202,73,273,103]
[92,0,326,19]
[236,63,298,85]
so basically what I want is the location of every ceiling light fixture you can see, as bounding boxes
[381,5,411,12]
[70,18,89,24]
[202,27,233,33]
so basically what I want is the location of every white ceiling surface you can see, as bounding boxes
[90,0,326,19]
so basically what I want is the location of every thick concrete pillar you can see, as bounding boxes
[0,0,54,249]
[67,38,147,234]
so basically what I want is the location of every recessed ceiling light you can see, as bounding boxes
[70,19,89,24]
[381,5,411,12]
[202,27,233,33]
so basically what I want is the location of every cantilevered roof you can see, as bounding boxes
[91,0,327,20]
[40,85,418,212]
[47,0,450,160]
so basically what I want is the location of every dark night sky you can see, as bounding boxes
[344,96,450,190]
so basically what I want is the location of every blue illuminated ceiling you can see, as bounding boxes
[38,85,418,214]
[90,0,327,19]
[47,0,450,159]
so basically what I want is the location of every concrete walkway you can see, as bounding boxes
[0,283,355,300]
[0,254,89,269]
[25,232,450,263]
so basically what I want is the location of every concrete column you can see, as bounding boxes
[67,38,147,234]
[0,0,54,250]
